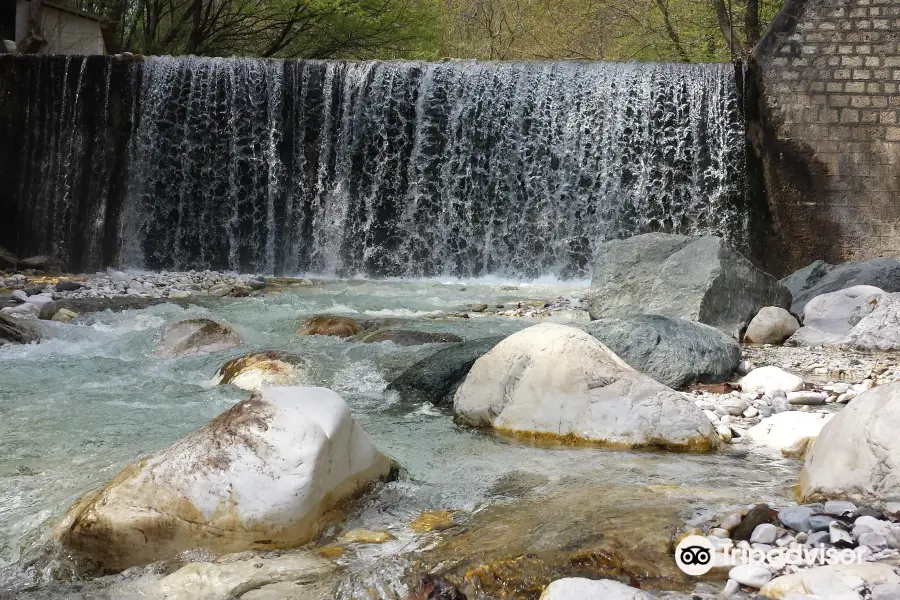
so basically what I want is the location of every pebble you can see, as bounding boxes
[829,522,853,545]
[824,500,857,516]
[779,506,814,533]
[721,578,740,597]
[808,515,834,532]
[717,425,733,442]
[750,523,777,544]
[709,528,730,538]
[11,290,27,302]
[721,513,743,531]
[807,531,830,547]
[786,391,827,406]
[858,532,889,551]
[728,564,773,588]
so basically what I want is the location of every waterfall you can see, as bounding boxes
[1,55,746,278]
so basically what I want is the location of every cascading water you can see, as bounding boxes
[122,57,746,278]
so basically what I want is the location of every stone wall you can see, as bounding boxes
[752,0,900,276]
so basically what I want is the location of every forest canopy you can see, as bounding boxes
[48,0,785,61]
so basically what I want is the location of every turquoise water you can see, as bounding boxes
[0,279,798,596]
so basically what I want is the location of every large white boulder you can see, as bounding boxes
[787,285,885,346]
[740,366,804,395]
[540,578,654,600]
[840,293,900,351]
[453,323,718,451]
[744,307,799,345]
[153,317,242,358]
[760,564,900,599]
[53,387,393,572]
[799,382,900,508]
[746,412,834,458]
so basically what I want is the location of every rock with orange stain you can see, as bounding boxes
[52,387,394,573]
[297,315,361,338]
[410,510,457,533]
[212,352,311,391]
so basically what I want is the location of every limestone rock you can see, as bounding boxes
[799,382,900,508]
[153,318,242,358]
[539,578,654,599]
[0,314,38,344]
[453,323,718,451]
[0,245,17,270]
[386,336,506,405]
[740,366,804,396]
[787,285,885,346]
[581,314,740,388]
[51,308,79,323]
[297,315,361,338]
[52,387,394,572]
[212,352,311,391]
[760,563,900,599]
[783,258,900,314]
[839,293,900,351]
[744,307,799,345]
[587,233,790,338]
[746,412,833,458]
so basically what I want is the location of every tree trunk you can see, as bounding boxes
[711,0,744,58]
[745,0,760,48]
[655,0,690,62]
[19,0,47,54]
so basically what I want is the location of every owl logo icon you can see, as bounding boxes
[675,535,714,576]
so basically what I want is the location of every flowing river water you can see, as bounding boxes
[0,278,801,598]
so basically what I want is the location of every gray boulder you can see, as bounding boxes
[783,258,900,314]
[387,336,506,405]
[581,315,740,389]
[0,246,17,270]
[787,285,885,347]
[0,314,38,344]
[18,255,64,272]
[840,293,900,351]
[587,233,790,338]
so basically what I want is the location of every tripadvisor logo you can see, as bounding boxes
[675,535,714,576]
[675,533,867,576]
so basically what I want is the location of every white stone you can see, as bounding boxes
[746,411,833,458]
[168,289,191,299]
[24,293,54,307]
[10,290,27,302]
[751,523,778,544]
[722,578,740,597]
[730,564,773,588]
[721,399,749,416]
[717,425,733,443]
[745,307,800,345]
[453,323,718,451]
[799,382,900,508]
[744,406,759,418]
[1,303,40,318]
[539,578,654,600]
[789,285,886,347]
[722,513,743,531]
[741,366,804,396]
[786,391,827,406]
[52,387,394,571]
[760,564,900,599]
[841,293,900,351]
[51,308,78,323]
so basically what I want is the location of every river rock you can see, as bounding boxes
[744,307,799,345]
[873,584,900,600]
[453,323,718,451]
[297,315,361,338]
[784,258,900,314]
[759,563,900,599]
[0,246,17,270]
[386,336,506,405]
[38,300,59,320]
[539,578,654,599]
[778,506,815,533]
[146,552,338,600]
[52,387,394,572]
[839,293,900,351]
[0,314,38,344]
[740,366,804,395]
[153,318,242,358]
[580,314,740,389]
[18,254,63,272]
[212,352,311,391]
[799,382,900,508]
[247,277,267,290]
[730,564,773,588]
[788,285,885,348]
[25,293,54,307]
[355,328,463,346]
[586,233,790,338]
[51,308,78,323]
[732,503,775,541]
[787,391,826,406]
[10,290,27,302]
[55,279,84,292]
[747,412,833,458]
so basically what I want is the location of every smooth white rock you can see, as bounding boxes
[453,323,718,450]
[786,391,827,406]
[745,307,800,345]
[746,412,833,458]
[741,366,804,395]
[539,577,655,600]
[10,290,27,302]
[760,563,900,599]
[751,523,778,544]
[729,564,773,588]
[722,578,740,597]
[800,382,900,508]
[24,293,54,307]
[52,387,394,571]
[722,513,743,531]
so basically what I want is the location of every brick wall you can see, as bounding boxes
[753,0,900,275]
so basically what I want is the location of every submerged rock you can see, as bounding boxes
[743,307,799,345]
[386,336,506,405]
[587,233,790,338]
[581,315,740,389]
[153,318,242,358]
[799,382,900,508]
[355,328,463,346]
[453,323,718,451]
[0,314,38,344]
[297,315,361,338]
[212,352,311,391]
[540,578,654,599]
[52,387,394,572]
